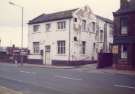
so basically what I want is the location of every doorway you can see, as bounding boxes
[45,45,51,65]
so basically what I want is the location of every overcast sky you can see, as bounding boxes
[0,0,120,47]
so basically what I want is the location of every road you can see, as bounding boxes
[0,63,135,94]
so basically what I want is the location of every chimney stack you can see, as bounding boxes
[120,0,129,8]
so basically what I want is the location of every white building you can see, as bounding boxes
[28,6,113,65]
[95,15,113,53]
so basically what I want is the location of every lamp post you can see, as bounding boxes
[9,1,24,66]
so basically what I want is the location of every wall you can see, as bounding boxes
[28,19,70,64]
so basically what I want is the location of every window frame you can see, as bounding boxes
[120,17,128,35]
[57,21,66,30]
[92,22,96,32]
[100,30,104,42]
[81,41,86,54]
[33,25,40,32]
[57,40,66,54]
[33,42,40,54]
[46,23,51,32]
[82,20,86,31]
[74,18,77,22]
[120,45,128,59]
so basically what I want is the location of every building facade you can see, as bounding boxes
[28,6,113,65]
[113,0,135,69]
[96,15,113,53]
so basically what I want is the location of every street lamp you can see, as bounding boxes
[9,1,24,66]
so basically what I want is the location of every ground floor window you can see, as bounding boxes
[81,41,86,54]
[57,40,65,54]
[33,42,40,54]
[120,45,128,59]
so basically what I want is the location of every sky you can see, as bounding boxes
[0,0,120,47]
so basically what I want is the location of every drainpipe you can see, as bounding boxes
[69,19,71,65]
[103,22,107,53]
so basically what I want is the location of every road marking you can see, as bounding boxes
[55,75,82,81]
[20,70,36,74]
[114,84,135,89]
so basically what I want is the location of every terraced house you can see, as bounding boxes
[28,5,113,65]
[113,0,135,69]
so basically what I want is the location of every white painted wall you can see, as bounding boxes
[28,6,113,64]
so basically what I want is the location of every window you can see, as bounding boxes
[81,41,86,54]
[74,36,77,41]
[95,30,99,40]
[121,17,128,35]
[74,18,77,22]
[33,42,40,54]
[33,25,40,32]
[45,45,50,52]
[121,45,128,59]
[46,24,51,31]
[109,28,113,37]
[57,21,66,30]
[100,30,104,42]
[92,22,96,32]
[57,41,65,54]
[82,20,86,31]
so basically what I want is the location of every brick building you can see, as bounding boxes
[113,0,135,69]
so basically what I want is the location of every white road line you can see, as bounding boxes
[20,70,36,74]
[114,84,135,89]
[55,75,83,81]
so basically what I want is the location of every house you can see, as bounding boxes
[113,0,135,69]
[96,15,113,53]
[28,5,113,65]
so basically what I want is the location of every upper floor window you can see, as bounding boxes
[109,28,113,37]
[33,25,40,32]
[74,18,77,22]
[121,17,128,35]
[33,42,40,54]
[57,21,66,30]
[92,22,96,32]
[46,23,51,31]
[57,40,65,54]
[82,20,86,31]
[100,30,104,42]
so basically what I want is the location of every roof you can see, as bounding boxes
[28,8,78,24]
[114,0,135,14]
[28,8,112,25]
[96,15,113,24]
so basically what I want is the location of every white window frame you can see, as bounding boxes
[33,42,40,54]
[121,18,128,35]
[57,21,66,30]
[33,25,40,32]
[92,22,96,32]
[121,45,128,59]
[82,20,86,31]
[100,30,104,42]
[57,41,65,54]
[46,23,51,32]
[81,41,86,54]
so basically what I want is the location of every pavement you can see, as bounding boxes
[78,64,135,76]
[0,62,135,94]
[1,62,135,76]
[0,86,23,94]
[22,63,135,76]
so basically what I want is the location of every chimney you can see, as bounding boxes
[120,0,129,8]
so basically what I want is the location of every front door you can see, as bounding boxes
[45,45,51,65]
